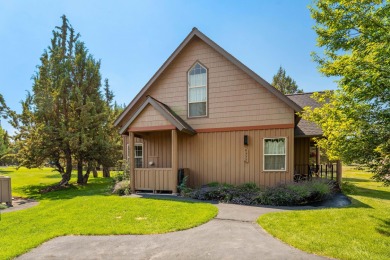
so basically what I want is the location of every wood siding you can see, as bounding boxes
[178,128,294,188]
[294,137,310,176]
[123,132,172,169]
[131,104,172,128]
[126,127,294,188]
[135,168,173,191]
[119,36,294,130]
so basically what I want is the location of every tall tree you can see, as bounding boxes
[304,0,390,185]
[0,127,9,165]
[0,94,16,125]
[15,15,114,185]
[272,66,303,94]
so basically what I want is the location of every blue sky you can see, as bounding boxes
[0,0,337,134]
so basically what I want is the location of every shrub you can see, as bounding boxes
[187,182,262,204]
[259,179,334,206]
[112,180,131,196]
[184,179,335,206]
[237,182,260,193]
[341,181,357,194]
[114,172,124,182]
[178,176,193,196]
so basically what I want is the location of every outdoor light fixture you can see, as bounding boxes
[244,135,249,145]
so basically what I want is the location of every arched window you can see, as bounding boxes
[188,62,207,117]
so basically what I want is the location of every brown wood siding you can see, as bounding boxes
[135,168,173,191]
[176,128,294,188]
[134,131,171,169]
[294,137,310,176]
[124,133,171,169]
[131,104,172,128]
[119,36,294,130]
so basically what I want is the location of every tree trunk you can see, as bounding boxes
[59,150,72,186]
[102,166,110,178]
[92,167,98,178]
[77,159,83,184]
[83,162,92,184]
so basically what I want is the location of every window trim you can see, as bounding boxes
[134,143,143,168]
[187,61,208,118]
[263,137,287,172]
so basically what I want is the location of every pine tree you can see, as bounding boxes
[15,15,117,185]
[272,66,303,94]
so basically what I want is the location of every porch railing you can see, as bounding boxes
[134,168,174,192]
[294,164,338,182]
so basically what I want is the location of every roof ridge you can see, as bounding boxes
[114,28,302,127]
[285,91,328,96]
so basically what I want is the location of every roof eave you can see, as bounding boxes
[114,27,304,127]
[114,28,200,127]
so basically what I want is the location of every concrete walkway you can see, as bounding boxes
[0,198,38,213]
[17,197,326,260]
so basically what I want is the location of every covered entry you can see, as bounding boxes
[120,96,196,193]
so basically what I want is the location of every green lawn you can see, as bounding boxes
[0,167,218,259]
[258,166,390,260]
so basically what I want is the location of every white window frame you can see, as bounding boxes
[188,62,208,118]
[134,143,143,168]
[263,137,287,172]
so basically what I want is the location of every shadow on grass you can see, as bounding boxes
[370,215,390,237]
[0,169,13,174]
[343,177,371,183]
[43,174,63,179]
[137,194,218,205]
[15,178,114,201]
[347,197,373,209]
[353,186,390,201]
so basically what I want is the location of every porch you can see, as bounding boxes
[294,137,342,183]
[293,162,342,182]
[123,96,196,194]
[134,167,189,193]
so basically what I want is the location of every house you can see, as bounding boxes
[114,28,341,193]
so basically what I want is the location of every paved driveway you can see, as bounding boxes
[17,198,326,260]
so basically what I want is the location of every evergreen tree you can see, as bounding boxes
[0,127,9,165]
[272,66,303,94]
[15,15,118,185]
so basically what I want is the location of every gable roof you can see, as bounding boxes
[286,92,323,137]
[114,28,302,127]
[119,96,196,135]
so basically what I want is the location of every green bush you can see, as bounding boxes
[112,180,131,196]
[178,176,193,196]
[185,179,335,206]
[341,181,357,194]
[237,182,260,192]
[258,179,334,206]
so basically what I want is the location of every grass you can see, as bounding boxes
[258,166,390,260]
[0,167,218,259]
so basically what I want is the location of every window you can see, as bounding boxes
[134,143,143,168]
[188,62,207,117]
[264,138,286,171]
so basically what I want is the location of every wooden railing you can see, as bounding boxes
[134,168,174,192]
[294,164,339,182]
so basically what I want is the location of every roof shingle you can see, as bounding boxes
[286,92,323,137]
